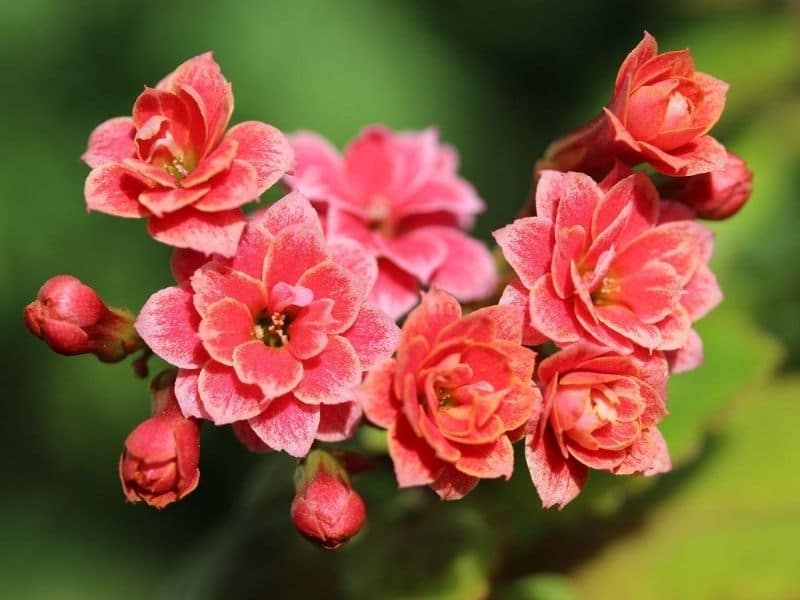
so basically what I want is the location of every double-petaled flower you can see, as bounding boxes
[286,127,497,319]
[135,194,399,457]
[495,170,722,369]
[526,343,671,509]
[83,52,294,257]
[358,290,541,500]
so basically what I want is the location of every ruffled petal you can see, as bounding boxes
[82,116,136,168]
[248,395,320,458]
[136,286,206,369]
[197,360,264,425]
[224,121,294,194]
[147,207,246,257]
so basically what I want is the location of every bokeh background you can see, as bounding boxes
[2,1,799,598]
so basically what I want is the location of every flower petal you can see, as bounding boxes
[315,401,363,442]
[190,261,265,317]
[136,286,206,369]
[428,228,497,303]
[455,436,514,479]
[356,358,398,429]
[343,304,400,370]
[431,465,480,500]
[193,159,259,212]
[388,417,444,487]
[224,121,294,194]
[174,368,210,419]
[263,223,327,291]
[82,116,136,168]
[147,207,246,257]
[526,430,588,509]
[493,217,553,289]
[248,395,320,458]
[85,164,150,218]
[139,185,210,217]
[198,360,264,425]
[233,341,303,400]
[198,298,254,365]
[293,336,361,405]
[297,261,367,333]
[368,259,420,320]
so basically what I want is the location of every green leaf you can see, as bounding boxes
[571,377,800,599]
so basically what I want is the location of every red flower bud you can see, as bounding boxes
[119,370,201,509]
[24,274,141,362]
[667,151,753,220]
[290,450,366,549]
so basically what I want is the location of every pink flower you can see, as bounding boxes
[290,449,366,549]
[494,171,722,362]
[83,52,294,257]
[24,274,141,362]
[539,33,729,178]
[135,193,399,457]
[526,343,671,509]
[663,151,753,220]
[119,371,201,509]
[604,32,729,177]
[285,126,497,319]
[357,290,541,500]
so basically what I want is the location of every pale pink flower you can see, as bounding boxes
[135,194,399,457]
[286,126,497,319]
[83,52,294,257]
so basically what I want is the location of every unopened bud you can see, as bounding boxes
[24,274,141,362]
[290,450,366,549]
[119,370,201,509]
[664,151,753,220]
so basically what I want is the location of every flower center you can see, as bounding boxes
[163,157,190,181]
[366,197,393,236]
[437,388,457,409]
[253,311,290,348]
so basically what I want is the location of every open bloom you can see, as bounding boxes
[24,274,140,362]
[135,193,399,457]
[119,371,201,509]
[494,171,722,362]
[539,32,728,178]
[358,290,541,500]
[286,126,497,319]
[527,343,671,509]
[603,32,729,176]
[83,52,294,257]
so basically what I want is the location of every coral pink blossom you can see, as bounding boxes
[285,127,497,319]
[663,151,753,220]
[119,371,201,509]
[357,290,541,500]
[603,32,729,176]
[527,343,671,509]
[83,52,294,257]
[494,171,722,359]
[539,33,728,178]
[135,193,399,457]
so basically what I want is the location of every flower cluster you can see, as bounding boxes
[24,34,751,547]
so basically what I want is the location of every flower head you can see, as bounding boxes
[357,290,541,500]
[135,193,399,457]
[526,343,671,509]
[494,171,722,362]
[24,274,140,361]
[286,127,497,318]
[83,52,294,257]
[603,32,729,176]
[119,370,201,508]
[290,449,366,549]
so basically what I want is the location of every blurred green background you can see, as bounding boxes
[2,1,799,598]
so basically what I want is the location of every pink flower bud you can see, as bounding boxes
[119,370,201,509]
[24,274,141,362]
[668,151,753,220]
[290,450,366,549]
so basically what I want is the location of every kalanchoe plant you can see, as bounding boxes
[23,34,752,549]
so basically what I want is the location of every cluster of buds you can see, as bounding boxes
[24,32,751,547]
